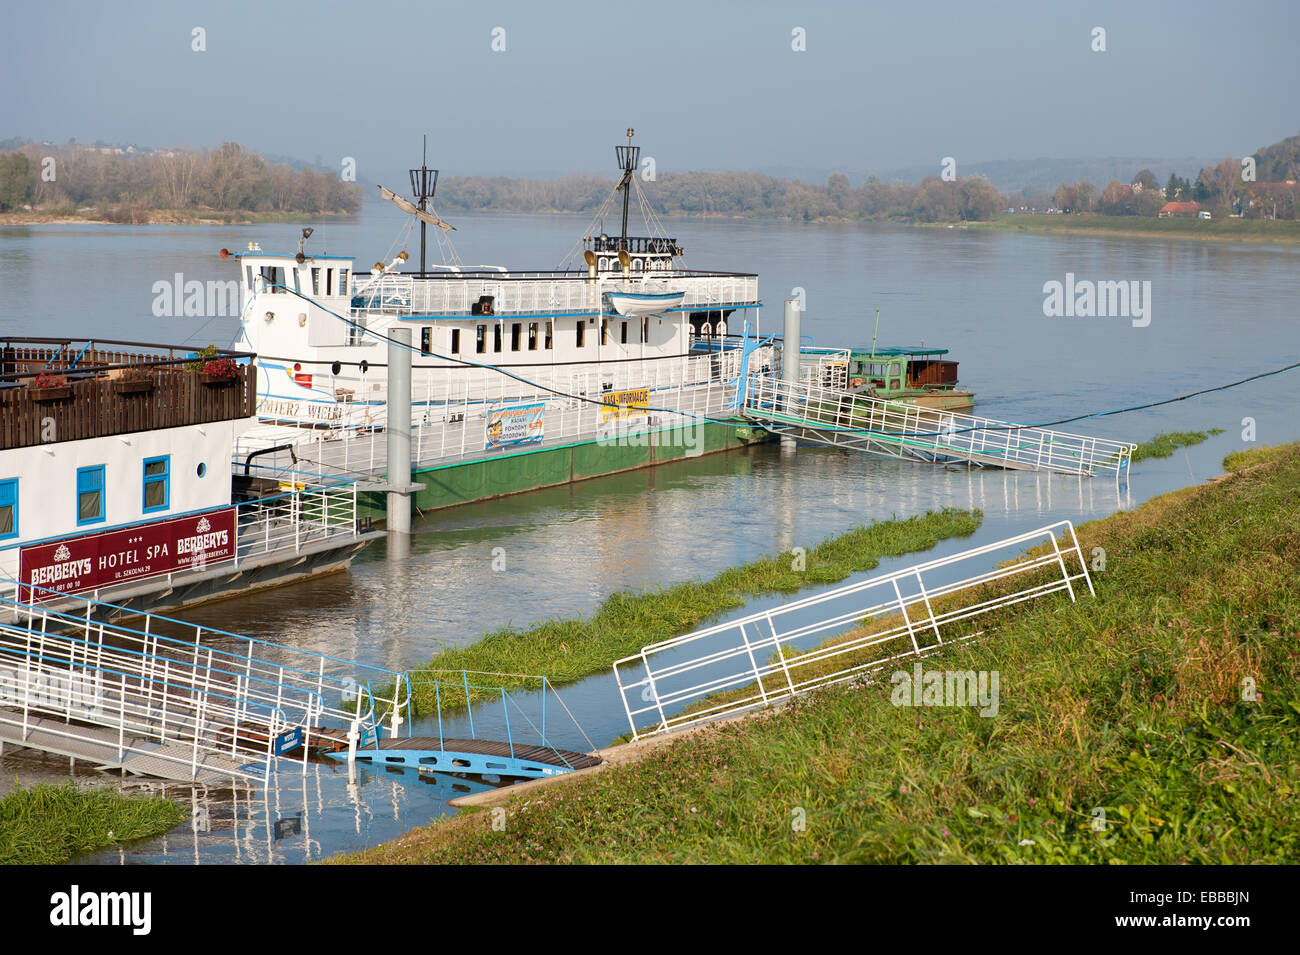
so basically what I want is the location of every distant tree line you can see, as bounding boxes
[435,169,1007,223]
[1050,133,1300,220]
[0,141,361,218]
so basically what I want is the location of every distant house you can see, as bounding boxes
[1158,201,1200,218]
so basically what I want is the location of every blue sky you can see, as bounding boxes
[3,0,1297,182]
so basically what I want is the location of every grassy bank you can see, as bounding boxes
[0,784,186,865]
[338,443,1300,864]
[399,508,982,714]
[981,213,1300,243]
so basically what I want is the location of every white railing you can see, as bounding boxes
[0,584,413,782]
[238,346,773,478]
[231,481,364,560]
[743,374,1135,476]
[799,347,851,390]
[613,521,1093,741]
[351,272,759,316]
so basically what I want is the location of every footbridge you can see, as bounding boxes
[741,374,1135,477]
[0,584,597,784]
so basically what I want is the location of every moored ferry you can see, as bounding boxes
[232,131,762,431]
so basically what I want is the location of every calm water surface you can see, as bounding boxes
[0,206,1296,862]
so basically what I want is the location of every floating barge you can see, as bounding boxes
[0,338,378,616]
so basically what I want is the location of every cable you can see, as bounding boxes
[254,282,1297,444]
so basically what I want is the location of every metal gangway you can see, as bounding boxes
[613,521,1093,741]
[0,582,409,784]
[742,374,1136,477]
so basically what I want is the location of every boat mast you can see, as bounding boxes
[409,135,439,276]
[615,128,639,252]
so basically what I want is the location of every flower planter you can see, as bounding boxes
[30,385,72,401]
[199,373,238,386]
[112,378,155,395]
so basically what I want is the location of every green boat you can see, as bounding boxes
[839,346,975,412]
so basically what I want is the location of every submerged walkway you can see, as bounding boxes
[742,375,1135,477]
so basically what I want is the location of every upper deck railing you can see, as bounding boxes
[0,338,257,450]
[350,270,759,317]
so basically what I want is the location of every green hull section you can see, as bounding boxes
[360,419,769,517]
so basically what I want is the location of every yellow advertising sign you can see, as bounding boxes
[600,387,649,422]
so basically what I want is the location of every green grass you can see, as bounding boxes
[395,509,983,715]
[0,784,187,865]
[335,443,1300,864]
[984,213,1300,242]
[1129,428,1224,463]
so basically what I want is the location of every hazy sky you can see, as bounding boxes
[4,0,1297,183]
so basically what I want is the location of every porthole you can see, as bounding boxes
[197,462,207,478]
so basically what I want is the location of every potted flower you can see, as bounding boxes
[28,371,72,401]
[111,365,155,394]
[199,356,241,385]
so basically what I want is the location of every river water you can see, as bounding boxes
[1,205,1296,863]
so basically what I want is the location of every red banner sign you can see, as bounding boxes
[18,509,237,602]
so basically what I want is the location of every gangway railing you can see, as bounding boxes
[330,669,601,780]
[743,374,1135,476]
[237,346,773,480]
[0,582,413,783]
[613,521,1093,741]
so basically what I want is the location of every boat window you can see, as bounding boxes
[0,478,16,540]
[142,456,170,512]
[338,268,349,297]
[259,266,285,292]
[576,321,586,348]
[511,322,522,351]
[544,321,553,350]
[476,324,486,354]
[528,322,538,351]
[311,268,320,296]
[325,269,333,296]
[621,321,628,345]
[450,328,461,355]
[420,327,432,355]
[642,317,649,344]
[493,323,502,352]
[76,465,106,526]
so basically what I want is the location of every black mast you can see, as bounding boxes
[614,127,639,252]
[409,135,439,276]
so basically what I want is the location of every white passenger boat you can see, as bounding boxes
[229,132,762,431]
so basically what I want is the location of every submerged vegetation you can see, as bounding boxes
[0,784,186,865]
[399,509,982,714]
[1129,428,1224,462]
[340,443,1300,864]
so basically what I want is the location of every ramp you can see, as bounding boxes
[321,671,601,780]
[742,374,1135,476]
[613,521,1093,741]
[0,582,410,784]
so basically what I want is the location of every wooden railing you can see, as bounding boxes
[0,339,257,450]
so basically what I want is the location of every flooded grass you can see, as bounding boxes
[338,443,1300,864]
[1129,428,1224,462]
[398,508,983,714]
[0,783,187,865]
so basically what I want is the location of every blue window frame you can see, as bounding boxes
[0,479,16,540]
[142,456,170,512]
[76,466,105,526]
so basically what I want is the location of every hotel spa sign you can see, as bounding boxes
[19,509,237,602]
